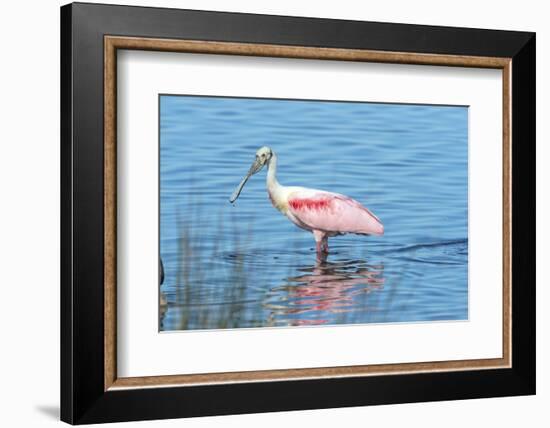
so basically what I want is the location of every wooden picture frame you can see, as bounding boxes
[61,2,535,424]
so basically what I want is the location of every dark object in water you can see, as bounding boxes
[159,258,165,285]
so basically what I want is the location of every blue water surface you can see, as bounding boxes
[159,95,468,331]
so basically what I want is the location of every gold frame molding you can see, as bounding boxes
[104,36,512,391]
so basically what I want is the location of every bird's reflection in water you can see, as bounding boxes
[264,258,385,327]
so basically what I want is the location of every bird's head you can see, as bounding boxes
[255,146,273,165]
[229,146,274,203]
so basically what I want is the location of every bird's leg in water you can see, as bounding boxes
[321,237,329,253]
[315,241,323,255]
[313,230,329,260]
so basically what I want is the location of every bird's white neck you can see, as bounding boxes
[266,153,287,212]
[266,153,280,188]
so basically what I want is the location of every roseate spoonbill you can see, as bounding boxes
[229,147,383,258]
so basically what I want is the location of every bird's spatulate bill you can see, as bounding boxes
[229,175,251,203]
[229,159,263,203]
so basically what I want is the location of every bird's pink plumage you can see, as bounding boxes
[287,191,384,236]
[288,198,331,211]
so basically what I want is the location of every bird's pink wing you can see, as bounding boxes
[287,190,384,235]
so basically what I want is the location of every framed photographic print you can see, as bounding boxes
[60,2,536,424]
